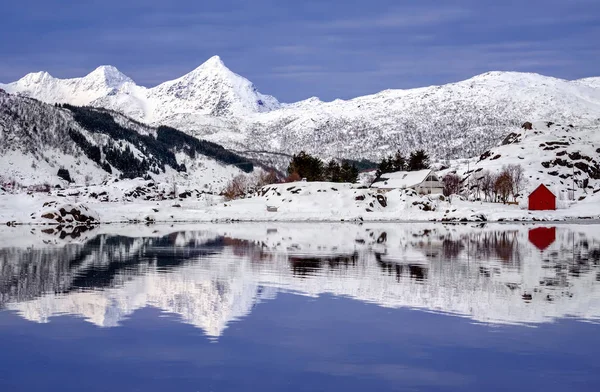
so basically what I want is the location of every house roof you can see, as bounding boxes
[371,169,436,189]
[529,183,556,198]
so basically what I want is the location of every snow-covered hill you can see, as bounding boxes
[3,58,600,161]
[442,121,600,203]
[0,90,254,187]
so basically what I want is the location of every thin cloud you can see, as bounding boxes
[319,7,470,29]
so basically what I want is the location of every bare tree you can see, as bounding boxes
[480,171,494,202]
[506,164,526,201]
[255,169,280,189]
[222,175,249,201]
[471,172,483,200]
[442,173,461,196]
[494,170,513,204]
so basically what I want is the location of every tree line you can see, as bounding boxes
[287,151,359,183]
[375,149,431,178]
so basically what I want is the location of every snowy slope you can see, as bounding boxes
[441,121,600,203]
[3,58,600,161]
[0,90,253,187]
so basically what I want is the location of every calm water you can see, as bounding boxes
[1,222,599,391]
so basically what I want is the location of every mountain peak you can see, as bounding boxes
[17,71,53,85]
[84,65,132,88]
[204,55,225,67]
[189,55,231,76]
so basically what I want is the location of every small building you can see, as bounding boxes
[370,169,443,195]
[528,184,556,211]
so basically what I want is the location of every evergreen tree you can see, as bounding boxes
[340,161,359,183]
[287,151,324,181]
[392,150,406,171]
[408,149,430,171]
[375,157,394,178]
[324,159,342,182]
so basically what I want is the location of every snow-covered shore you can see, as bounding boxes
[1,181,599,225]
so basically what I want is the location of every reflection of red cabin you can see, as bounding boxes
[528,184,556,210]
[528,227,556,251]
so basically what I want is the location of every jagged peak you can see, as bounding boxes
[181,55,237,81]
[202,55,226,68]
[17,71,53,85]
[84,65,133,88]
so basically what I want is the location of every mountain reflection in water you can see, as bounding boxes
[0,223,599,337]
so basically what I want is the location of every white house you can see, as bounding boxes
[370,169,443,194]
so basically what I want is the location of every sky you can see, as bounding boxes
[1,0,599,102]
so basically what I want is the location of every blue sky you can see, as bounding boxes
[1,0,599,101]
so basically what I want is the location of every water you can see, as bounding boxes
[1,222,599,391]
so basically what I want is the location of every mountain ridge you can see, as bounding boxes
[2,58,600,161]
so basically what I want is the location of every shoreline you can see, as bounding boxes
[2,181,599,227]
[3,214,600,226]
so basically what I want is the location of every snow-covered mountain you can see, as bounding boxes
[1,56,279,122]
[0,89,254,187]
[3,58,600,161]
[2,223,599,337]
[3,65,134,107]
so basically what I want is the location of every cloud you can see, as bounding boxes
[1,0,599,101]
[318,6,470,29]
[272,45,316,55]
[272,64,324,73]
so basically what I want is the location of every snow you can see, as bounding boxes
[371,169,436,189]
[0,89,253,190]
[1,179,599,226]
[439,121,600,204]
[1,66,134,107]
[2,61,600,226]
[4,58,599,161]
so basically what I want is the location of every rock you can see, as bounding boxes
[501,132,520,145]
[376,194,387,207]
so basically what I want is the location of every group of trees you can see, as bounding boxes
[63,105,254,179]
[156,126,253,173]
[442,164,526,203]
[222,170,280,201]
[222,151,362,200]
[287,151,359,183]
[375,149,430,178]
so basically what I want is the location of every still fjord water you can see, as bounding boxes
[0,223,599,391]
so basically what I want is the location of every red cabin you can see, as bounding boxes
[528,184,556,211]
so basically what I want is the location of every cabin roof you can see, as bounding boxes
[371,169,437,189]
[529,183,556,198]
